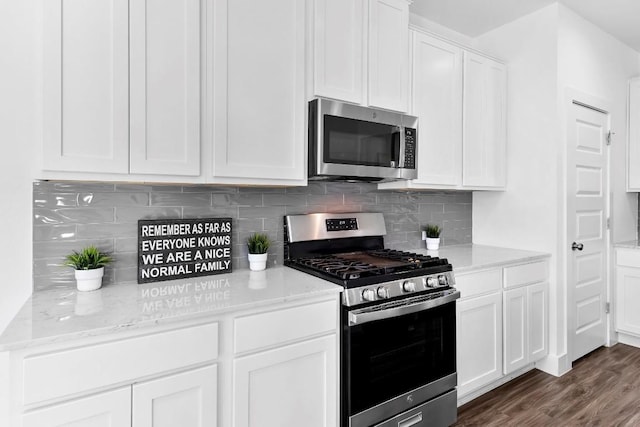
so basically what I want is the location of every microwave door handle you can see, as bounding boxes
[396,126,405,168]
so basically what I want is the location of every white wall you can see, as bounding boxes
[409,13,475,47]
[473,4,566,375]
[556,3,640,369]
[558,5,639,245]
[473,3,640,376]
[0,0,38,333]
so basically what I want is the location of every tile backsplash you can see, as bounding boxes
[33,181,472,291]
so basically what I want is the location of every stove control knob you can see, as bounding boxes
[402,281,416,293]
[362,288,376,302]
[426,277,439,288]
[377,287,390,299]
[438,275,448,286]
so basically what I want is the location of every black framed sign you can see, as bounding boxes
[138,218,232,284]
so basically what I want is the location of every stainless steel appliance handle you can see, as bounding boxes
[348,290,460,326]
[398,412,423,427]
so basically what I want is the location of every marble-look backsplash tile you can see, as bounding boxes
[33,181,472,291]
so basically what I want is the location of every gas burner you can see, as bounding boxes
[284,212,454,294]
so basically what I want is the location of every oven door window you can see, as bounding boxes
[324,115,400,167]
[345,302,456,416]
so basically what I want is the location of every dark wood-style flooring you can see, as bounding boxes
[455,344,640,426]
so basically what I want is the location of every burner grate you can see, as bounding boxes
[293,249,449,281]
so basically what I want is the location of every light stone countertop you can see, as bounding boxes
[412,243,550,274]
[0,267,342,351]
[0,244,551,352]
[614,240,640,249]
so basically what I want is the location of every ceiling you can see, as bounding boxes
[410,0,640,52]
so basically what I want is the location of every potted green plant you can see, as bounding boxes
[64,245,112,291]
[247,233,270,271]
[424,224,442,251]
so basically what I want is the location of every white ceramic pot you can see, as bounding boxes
[248,253,268,271]
[426,237,440,251]
[75,267,104,292]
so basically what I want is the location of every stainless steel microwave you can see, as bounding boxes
[308,98,418,182]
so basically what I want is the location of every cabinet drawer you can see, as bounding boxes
[234,299,338,354]
[455,269,502,298]
[617,248,640,268]
[23,322,218,405]
[503,261,548,289]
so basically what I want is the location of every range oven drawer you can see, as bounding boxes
[374,389,457,427]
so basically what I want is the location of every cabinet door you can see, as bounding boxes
[462,52,506,188]
[503,287,528,374]
[211,0,306,184]
[42,0,129,174]
[133,364,217,427]
[528,282,548,362]
[312,0,365,104]
[233,335,337,427]
[411,32,463,186]
[616,266,640,335]
[457,292,502,398]
[368,0,409,112]
[628,78,640,190]
[23,387,131,427]
[129,0,201,176]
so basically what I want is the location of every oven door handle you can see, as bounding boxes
[348,290,460,326]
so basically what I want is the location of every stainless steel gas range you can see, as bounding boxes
[284,213,460,427]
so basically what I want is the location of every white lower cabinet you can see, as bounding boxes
[528,282,548,361]
[503,287,527,373]
[615,248,640,342]
[233,335,336,427]
[133,365,217,427]
[23,365,217,427]
[503,282,548,374]
[22,387,131,427]
[8,295,340,427]
[457,291,502,398]
[455,259,549,404]
[616,265,640,335]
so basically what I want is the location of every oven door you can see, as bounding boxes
[342,291,459,427]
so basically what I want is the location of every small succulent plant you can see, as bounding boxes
[424,224,442,239]
[247,233,271,254]
[64,245,112,270]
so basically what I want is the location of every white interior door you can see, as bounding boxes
[568,101,609,362]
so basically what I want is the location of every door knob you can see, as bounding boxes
[572,242,584,251]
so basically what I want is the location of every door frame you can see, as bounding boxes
[564,88,613,366]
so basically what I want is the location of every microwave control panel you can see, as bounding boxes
[404,128,416,169]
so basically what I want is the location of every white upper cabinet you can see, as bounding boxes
[311,0,410,113]
[463,52,507,189]
[409,32,463,187]
[312,0,365,105]
[379,33,506,191]
[628,77,640,191]
[42,0,129,174]
[367,0,410,112]
[42,0,201,180]
[210,0,306,185]
[129,0,201,176]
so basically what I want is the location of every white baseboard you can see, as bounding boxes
[457,364,534,407]
[534,353,570,377]
[618,332,640,348]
